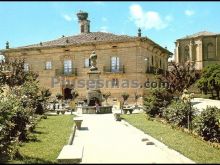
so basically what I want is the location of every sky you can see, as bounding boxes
[0,1,220,60]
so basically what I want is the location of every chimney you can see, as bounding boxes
[6,41,9,49]
[77,11,90,33]
[138,28,141,37]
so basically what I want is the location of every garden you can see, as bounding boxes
[0,57,74,163]
[122,62,220,163]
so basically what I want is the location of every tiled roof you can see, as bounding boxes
[15,32,138,49]
[179,31,218,40]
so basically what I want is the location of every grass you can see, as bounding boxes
[11,114,74,164]
[122,113,220,163]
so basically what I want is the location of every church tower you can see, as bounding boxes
[77,11,90,33]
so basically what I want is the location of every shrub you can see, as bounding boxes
[163,100,196,128]
[193,106,220,142]
[102,92,111,105]
[144,88,173,117]
[0,94,31,161]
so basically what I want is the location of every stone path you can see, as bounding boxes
[191,98,220,112]
[72,113,194,163]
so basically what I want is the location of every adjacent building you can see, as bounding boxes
[174,31,220,70]
[0,11,172,104]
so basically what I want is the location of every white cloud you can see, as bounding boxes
[185,10,195,16]
[63,14,72,22]
[92,2,104,5]
[100,26,108,32]
[129,4,172,30]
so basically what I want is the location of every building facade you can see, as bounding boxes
[174,31,220,70]
[0,11,172,104]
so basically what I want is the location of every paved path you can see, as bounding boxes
[191,98,220,112]
[72,113,194,163]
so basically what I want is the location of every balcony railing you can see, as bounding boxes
[146,66,165,75]
[103,65,125,73]
[55,68,77,77]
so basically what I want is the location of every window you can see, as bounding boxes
[84,58,91,68]
[24,63,29,72]
[45,61,52,70]
[81,25,84,33]
[64,60,72,74]
[160,59,162,68]
[207,43,215,59]
[112,78,119,87]
[111,57,120,72]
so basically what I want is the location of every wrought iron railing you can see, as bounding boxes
[146,66,165,75]
[103,65,125,73]
[55,68,77,76]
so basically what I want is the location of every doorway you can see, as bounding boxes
[63,88,73,100]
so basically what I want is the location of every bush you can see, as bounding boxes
[163,100,196,128]
[0,94,31,161]
[144,88,173,117]
[193,106,220,142]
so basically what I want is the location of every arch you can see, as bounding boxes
[207,43,215,59]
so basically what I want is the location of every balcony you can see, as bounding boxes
[103,65,125,74]
[55,68,77,77]
[146,66,165,75]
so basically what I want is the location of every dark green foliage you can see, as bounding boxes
[0,95,30,161]
[193,106,220,142]
[163,100,196,128]
[197,64,220,99]
[163,61,200,96]
[121,92,129,102]
[144,88,173,117]
[0,58,38,89]
[56,93,63,100]
[0,58,51,162]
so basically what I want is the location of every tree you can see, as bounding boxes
[0,57,38,91]
[134,92,141,106]
[162,61,200,96]
[0,57,51,161]
[197,64,220,99]
[102,92,111,105]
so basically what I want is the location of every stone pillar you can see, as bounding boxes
[174,41,180,63]
[189,40,194,62]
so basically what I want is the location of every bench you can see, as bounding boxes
[57,145,84,164]
[56,109,67,115]
[73,117,83,130]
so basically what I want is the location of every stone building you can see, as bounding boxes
[0,11,172,104]
[174,31,220,70]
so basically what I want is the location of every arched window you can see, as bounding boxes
[184,46,189,62]
[207,43,215,59]
[152,56,154,66]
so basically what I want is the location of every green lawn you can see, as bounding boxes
[122,113,220,163]
[11,114,74,164]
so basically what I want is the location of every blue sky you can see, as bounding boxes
[0,1,220,60]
